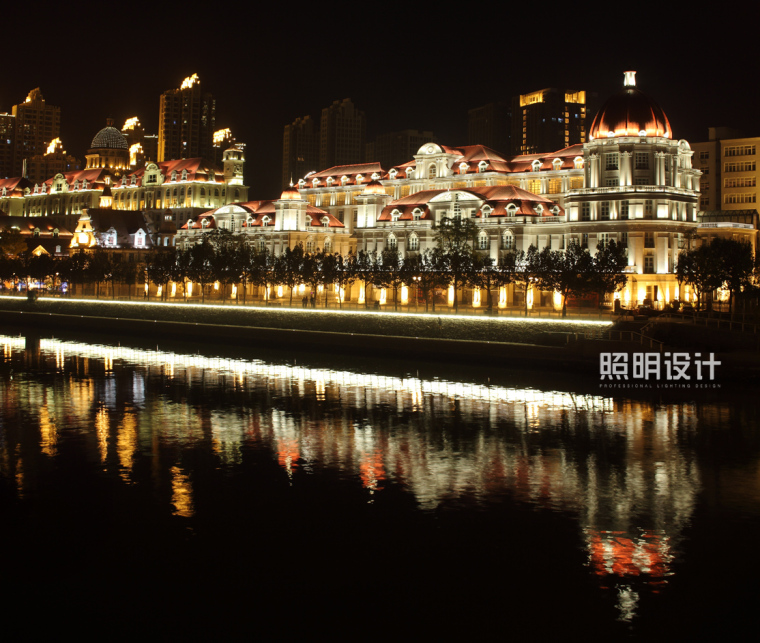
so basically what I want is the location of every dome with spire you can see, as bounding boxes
[91,119,128,150]
[589,72,671,140]
[280,185,302,200]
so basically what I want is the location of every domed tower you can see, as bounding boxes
[355,179,392,233]
[86,119,130,176]
[565,72,701,303]
[275,184,308,231]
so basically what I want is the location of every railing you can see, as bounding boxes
[643,312,760,334]
[698,222,755,230]
[566,185,695,197]
[606,330,665,351]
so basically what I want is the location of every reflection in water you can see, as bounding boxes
[0,333,750,633]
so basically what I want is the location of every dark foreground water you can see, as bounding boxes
[0,330,758,640]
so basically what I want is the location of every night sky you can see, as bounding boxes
[3,5,757,197]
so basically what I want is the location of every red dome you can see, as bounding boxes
[589,72,671,140]
[280,185,301,200]
[362,179,386,195]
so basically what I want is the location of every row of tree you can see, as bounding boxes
[676,238,756,313]
[2,219,631,318]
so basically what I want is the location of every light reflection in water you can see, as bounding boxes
[0,334,710,618]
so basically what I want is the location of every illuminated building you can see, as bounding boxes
[158,74,215,164]
[24,138,80,185]
[11,88,61,177]
[0,113,14,178]
[121,117,158,168]
[0,215,71,257]
[85,120,130,176]
[512,87,595,155]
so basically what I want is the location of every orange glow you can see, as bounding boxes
[587,529,670,583]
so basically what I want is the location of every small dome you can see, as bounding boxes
[280,185,301,200]
[91,123,128,150]
[589,72,671,140]
[362,179,386,195]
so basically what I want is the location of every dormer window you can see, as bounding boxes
[261,215,271,227]
[305,215,312,226]
[478,161,488,173]
[130,176,137,186]
[327,177,334,186]
[506,204,518,217]
[82,180,88,190]
[33,227,40,237]
[551,206,560,216]
[181,169,188,181]
[53,228,59,237]
[552,158,562,171]
[312,177,320,187]
[574,157,584,169]
[481,205,492,217]
[171,170,177,181]
[321,216,329,227]
[246,216,254,227]
[201,218,210,228]
[73,181,79,190]
[535,204,544,215]
[371,173,380,181]
[412,208,422,221]
[406,167,414,179]
[298,178,306,188]
[389,169,398,180]
[531,160,542,172]
[341,176,348,186]
[459,162,469,174]
[356,175,363,184]
[391,209,401,222]
[135,229,145,247]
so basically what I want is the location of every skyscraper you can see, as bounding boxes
[158,74,215,164]
[365,129,435,170]
[467,102,511,156]
[511,88,595,155]
[282,115,319,188]
[319,99,365,170]
[11,88,60,177]
[0,113,14,178]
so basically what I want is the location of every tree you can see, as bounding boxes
[189,237,216,303]
[0,228,28,258]
[676,243,723,312]
[374,248,406,311]
[334,251,360,310]
[400,248,445,312]
[511,245,541,316]
[537,243,596,318]
[714,238,754,314]
[433,216,477,314]
[146,249,174,300]
[355,249,378,308]
[275,243,305,306]
[591,240,628,308]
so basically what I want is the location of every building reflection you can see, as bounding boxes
[0,334,716,615]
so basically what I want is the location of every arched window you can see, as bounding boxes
[181,169,188,181]
[171,170,177,181]
[391,209,401,222]
[412,208,422,221]
[341,176,349,186]
[33,227,40,237]
[201,218,210,228]
[574,157,584,169]
[459,162,469,174]
[531,160,542,172]
[428,164,437,179]
[323,238,332,253]
[305,215,312,226]
[327,177,334,186]
[535,204,544,215]
[506,203,518,217]
[389,169,398,179]
[306,237,315,252]
[321,216,329,227]
[408,233,419,251]
[478,161,488,173]
[481,205,492,217]
[552,158,562,171]
[406,167,415,179]
[502,230,514,250]
[477,231,488,250]
[261,215,271,227]
[312,177,320,187]
[371,173,380,181]
[356,174,363,184]
[387,233,397,250]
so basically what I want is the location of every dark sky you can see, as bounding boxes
[3,5,757,197]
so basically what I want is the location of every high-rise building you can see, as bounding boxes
[319,99,365,170]
[25,138,80,184]
[467,102,511,156]
[511,88,595,155]
[213,127,236,169]
[691,127,759,211]
[283,116,320,188]
[365,130,435,171]
[0,113,14,178]
[158,74,215,164]
[11,88,61,177]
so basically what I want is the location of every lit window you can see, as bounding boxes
[387,234,397,249]
[478,232,488,250]
[409,234,419,251]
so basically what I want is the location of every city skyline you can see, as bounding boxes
[2,6,757,197]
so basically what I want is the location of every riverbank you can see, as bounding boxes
[0,295,610,372]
